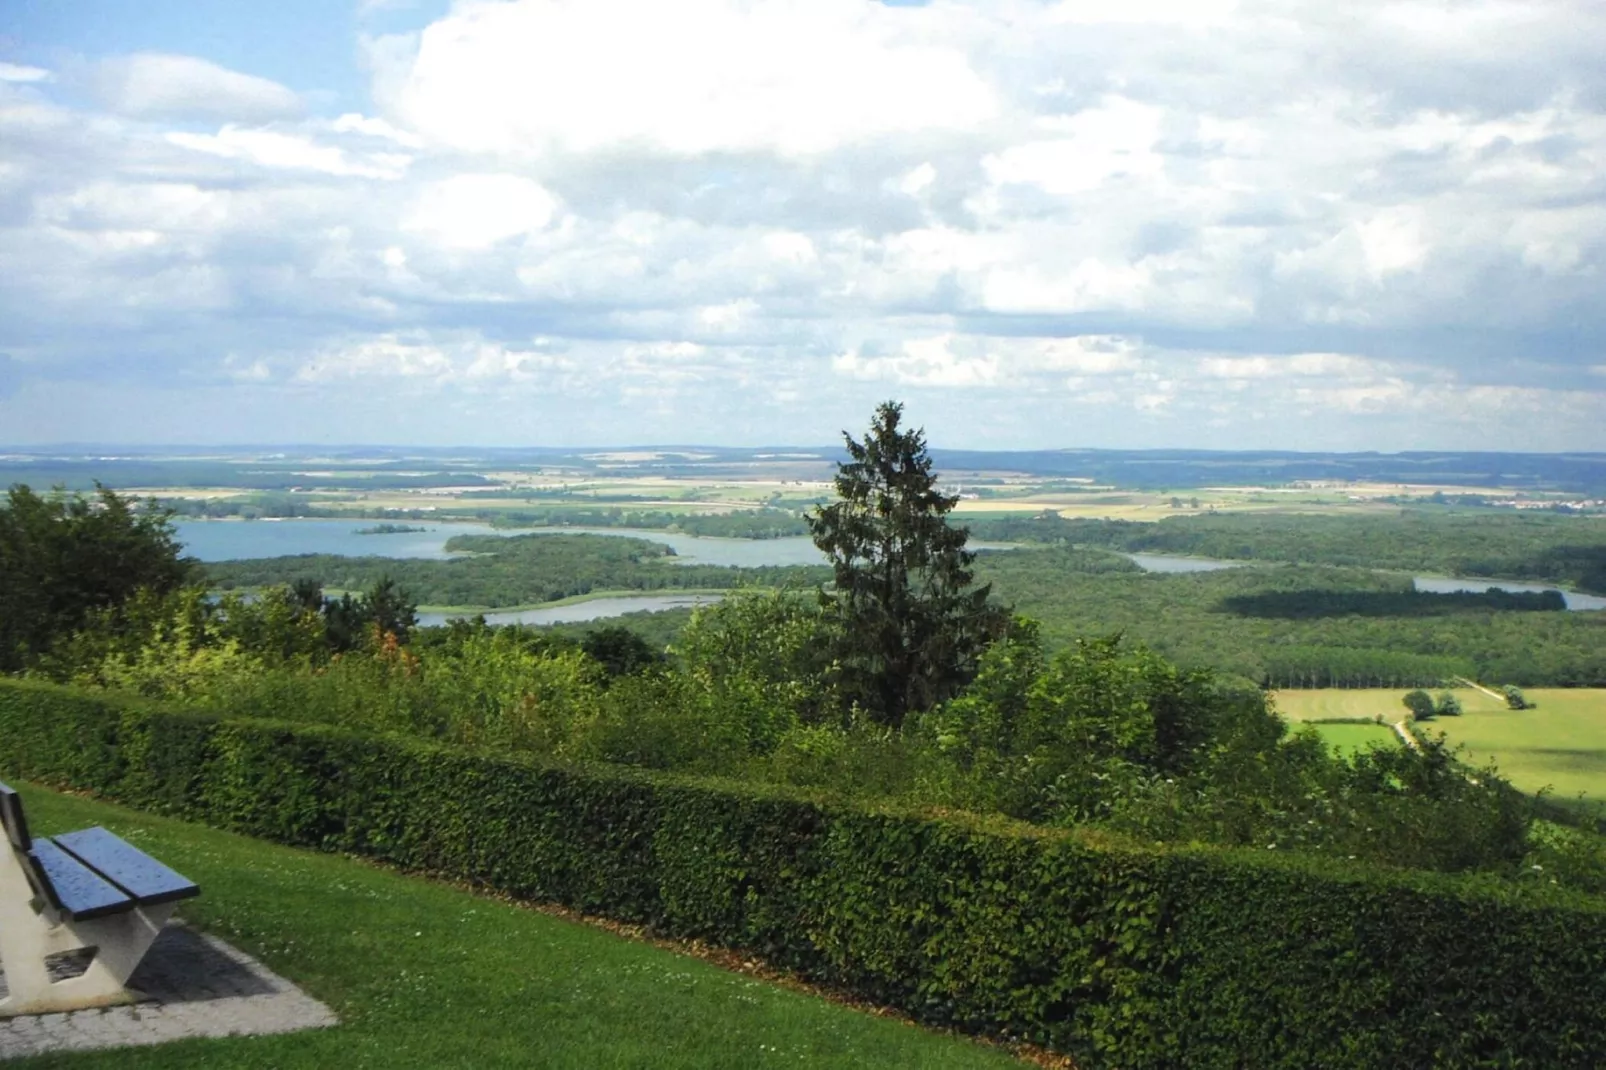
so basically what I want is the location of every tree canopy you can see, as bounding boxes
[0,484,193,672]
[808,401,1006,727]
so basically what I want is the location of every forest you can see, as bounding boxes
[974,550,1606,687]
[964,510,1606,593]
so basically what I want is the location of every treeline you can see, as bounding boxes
[974,553,1606,687]
[205,532,828,608]
[482,507,811,539]
[964,510,1606,593]
[1260,647,1474,689]
[1220,587,1568,618]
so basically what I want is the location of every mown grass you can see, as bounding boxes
[1276,688,1606,802]
[6,783,1024,1070]
[1307,721,1399,757]
[1273,687,1506,722]
[1430,689,1606,804]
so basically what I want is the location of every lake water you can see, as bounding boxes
[176,519,503,561]
[1116,551,1603,612]
[1121,552,1239,574]
[176,519,1017,569]
[1412,575,1606,612]
[416,594,722,628]
[178,521,1602,617]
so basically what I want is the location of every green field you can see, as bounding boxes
[1307,721,1399,757]
[1276,688,1606,802]
[7,782,1022,1069]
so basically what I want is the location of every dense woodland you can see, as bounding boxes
[975,551,1606,687]
[966,510,1606,593]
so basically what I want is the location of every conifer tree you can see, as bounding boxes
[808,401,1006,727]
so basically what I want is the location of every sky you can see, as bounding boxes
[1,0,1604,451]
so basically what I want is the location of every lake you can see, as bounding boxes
[1115,552,1603,611]
[177,521,1603,618]
[416,594,721,628]
[176,519,1014,569]
[1120,552,1239,574]
[1412,575,1606,612]
[176,519,503,561]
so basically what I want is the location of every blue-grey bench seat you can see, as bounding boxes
[0,782,199,922]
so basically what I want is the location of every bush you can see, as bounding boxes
[1402,689,1436,720]
[2,677,1604,1068]
[1505,684,1532,710]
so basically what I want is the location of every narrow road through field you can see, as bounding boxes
[1453,676,1506,703]
[1392,720,1421,752]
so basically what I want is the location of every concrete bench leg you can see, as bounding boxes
[0,848,173,1016]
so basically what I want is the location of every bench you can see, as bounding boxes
[0,781,199,1015]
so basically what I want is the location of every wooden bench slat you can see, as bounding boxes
[53,827,200,906]
[28,839,134,921]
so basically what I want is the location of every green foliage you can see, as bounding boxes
[1,677,1603,1069]
[1403,689,1437,720]
[966,510,1606,594]
[0,483,193,672]
[809,402,1007,727]
[1436,690,1464,716]
[672,588,842,729]
[579,624,664,678]
[1506,684,1532,710]
[976,555,1606,687]
[15,784,1015,1070]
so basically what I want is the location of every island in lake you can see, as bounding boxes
[354,523,430,535]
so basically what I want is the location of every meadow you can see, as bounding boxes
[1275,688,1606,803]
[1306,720,1399,757]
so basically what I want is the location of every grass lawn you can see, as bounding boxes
[1430,690,1606,806]
[5,783,1026,1070]
[1275,688,1606,804]
[1308,721,1399,758]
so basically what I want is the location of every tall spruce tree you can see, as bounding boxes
[808,401,1006,727]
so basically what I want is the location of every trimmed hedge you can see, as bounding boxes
[2,677,1603,1067]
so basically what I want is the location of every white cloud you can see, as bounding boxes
[1047,0,1239,28]
[167,126,410,179]
[4,0,1606,449]
[296,333,574,385]
[372,0,997,156]
[834,335,1000,388]
[985,98,1165,196]
[89,54,303,122]
[403,174,559,249]
[0,63,51,84]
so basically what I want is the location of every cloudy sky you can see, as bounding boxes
[2,1,1603,450]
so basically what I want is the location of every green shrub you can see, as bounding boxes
[1,677,1603,1069]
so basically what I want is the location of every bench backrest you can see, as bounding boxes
[0,781,31,852]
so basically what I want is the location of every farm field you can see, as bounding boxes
[1275,688,1606,802]
[1309,721,1400,757]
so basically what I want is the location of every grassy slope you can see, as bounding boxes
[8,784,1021,1070]
[1275,688,1606,802]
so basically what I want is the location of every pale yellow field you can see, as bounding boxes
[1275,688,1606,802]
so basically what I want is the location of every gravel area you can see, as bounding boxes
[0,922,336,1059]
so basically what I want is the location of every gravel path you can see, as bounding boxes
[0,922,336,1060]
